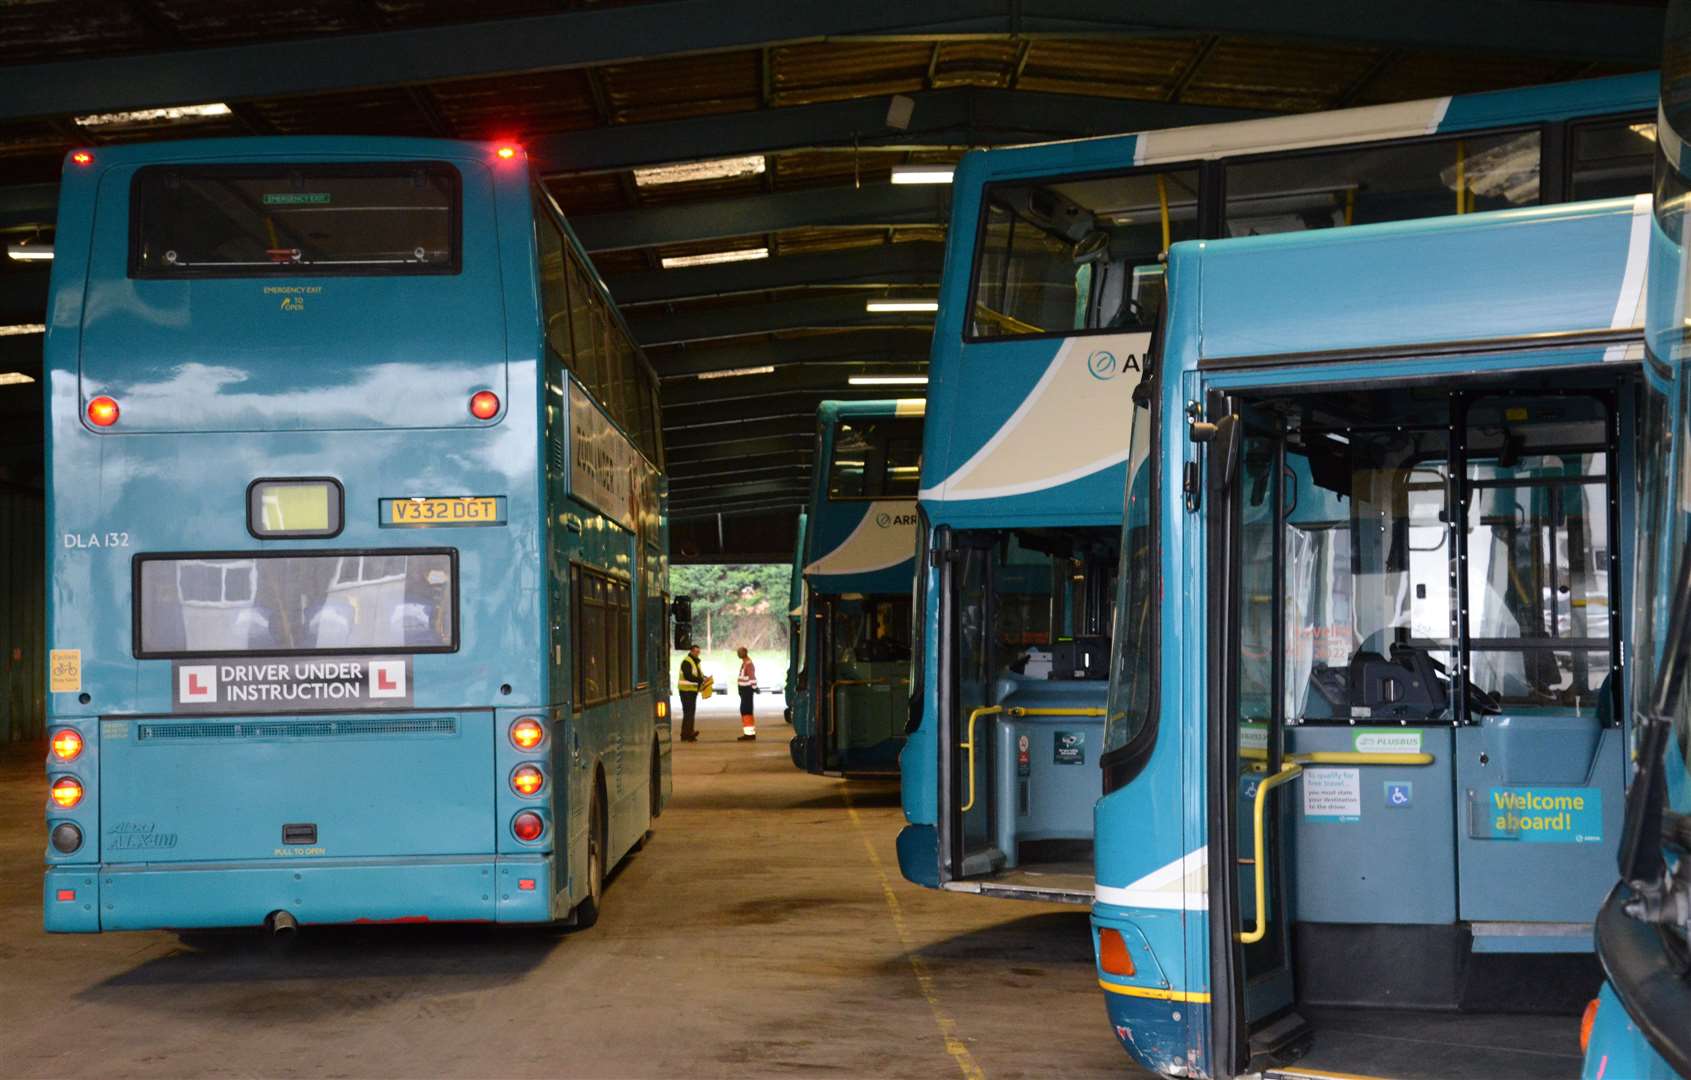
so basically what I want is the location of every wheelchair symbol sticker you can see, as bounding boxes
[1384,781,1413,808]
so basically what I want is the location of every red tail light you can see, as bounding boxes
[469,390,500,420]
[512,811,544,842]
[511,764,545,797]
[50,776,83,809]
[50,729,83,761]
[1098,928,1136,977]
[1580,997,1599,1052]
[87,396,120,427]
[510,717,545,750]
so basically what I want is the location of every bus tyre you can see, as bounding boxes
[573,782,606,930]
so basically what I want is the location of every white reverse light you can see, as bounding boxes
[849,375,929,386]
[661,247,769,269]
[74,102,232,128]
[891,164,956,185]
[635,155,766,188]
[866,299,939,313]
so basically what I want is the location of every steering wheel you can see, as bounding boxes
[1465,681,1503,716]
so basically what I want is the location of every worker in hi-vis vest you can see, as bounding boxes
[678,645,704,742]
[735,646,757,741]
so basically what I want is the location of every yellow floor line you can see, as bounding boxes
[842,787,985,1080]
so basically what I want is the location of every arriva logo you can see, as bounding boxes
[875,512,917,528]
[1087,349,1143,381]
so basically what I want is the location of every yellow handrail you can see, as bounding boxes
[1240,764,1303,944]
[1237,750,1436,943]
[959,705,1107,812]
[1156,174,1172,254]
[1238,748,1436,767]
[972,303,1045,336]
[960,706,1002,812]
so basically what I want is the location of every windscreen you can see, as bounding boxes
[131,163,460,276]
[136,551,455,656]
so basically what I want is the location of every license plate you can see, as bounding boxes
[383,496,504,527]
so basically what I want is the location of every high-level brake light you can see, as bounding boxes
[70,150,93,166]
[510,717,545,750]
[87,396,120,426]
[50,729,83,761]
[511,764,545,797]
[496,145,519,160]
[512,811,545,842]
[469,390,500,420]
[50,776,84,809]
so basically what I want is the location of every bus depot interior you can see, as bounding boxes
[2,10,1687,1080]
[1213,371,1628,1078]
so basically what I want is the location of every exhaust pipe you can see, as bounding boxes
[266,909,299,937]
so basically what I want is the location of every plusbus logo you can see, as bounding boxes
[1086,349,1143,381]
[875,512,916,528]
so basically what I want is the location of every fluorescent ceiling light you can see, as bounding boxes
[849,375,929,386]
[891,164,955,185]
[0,372,35,386]
[634,155,766,187]
[866,299,938,313]
[0,323,45,337]
[661,247,769,269]
[75,102,231,127]
[697,365,775,380]
[6,242,52,262]
[1630,122,1658,142]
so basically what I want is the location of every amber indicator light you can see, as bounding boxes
[1098,928,1136,977]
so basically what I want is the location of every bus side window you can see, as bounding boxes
[534,194,572,363]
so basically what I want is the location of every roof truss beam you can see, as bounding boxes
[0,1,1660,122]
[607,243,943,307]
[629,295,933,347]
[569,183,945,253]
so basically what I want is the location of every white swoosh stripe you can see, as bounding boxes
[1093,847,1208,912]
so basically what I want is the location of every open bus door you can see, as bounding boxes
[940,530,1001,884]
[1202,393,1303,1076]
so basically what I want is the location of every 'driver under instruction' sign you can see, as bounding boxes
[171,656,413,713]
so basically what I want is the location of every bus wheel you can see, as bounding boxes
[573,782,606,930]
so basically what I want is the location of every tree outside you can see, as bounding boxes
[668,563,792,691]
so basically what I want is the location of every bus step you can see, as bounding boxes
[1249,1010,1313,1073]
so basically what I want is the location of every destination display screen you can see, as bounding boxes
[248,479,342,538]
[135,550,456,657]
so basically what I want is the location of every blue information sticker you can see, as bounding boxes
[1384,781,1413,808]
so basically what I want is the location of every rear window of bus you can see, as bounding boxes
[129,163,461,277]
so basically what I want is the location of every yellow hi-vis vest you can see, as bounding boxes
[679,655,702,692]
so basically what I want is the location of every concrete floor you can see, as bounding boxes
[0,696,1143,1079]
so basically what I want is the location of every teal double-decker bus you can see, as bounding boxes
[41,137,671,933]
[788,399,924,777]
[1090,197,1652,1078]
[898,70,1659,906]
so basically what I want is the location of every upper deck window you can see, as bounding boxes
[1224,131,1541,237]
[968,167,1198,340]
[130,163,461,277]
[828,417,922,499]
